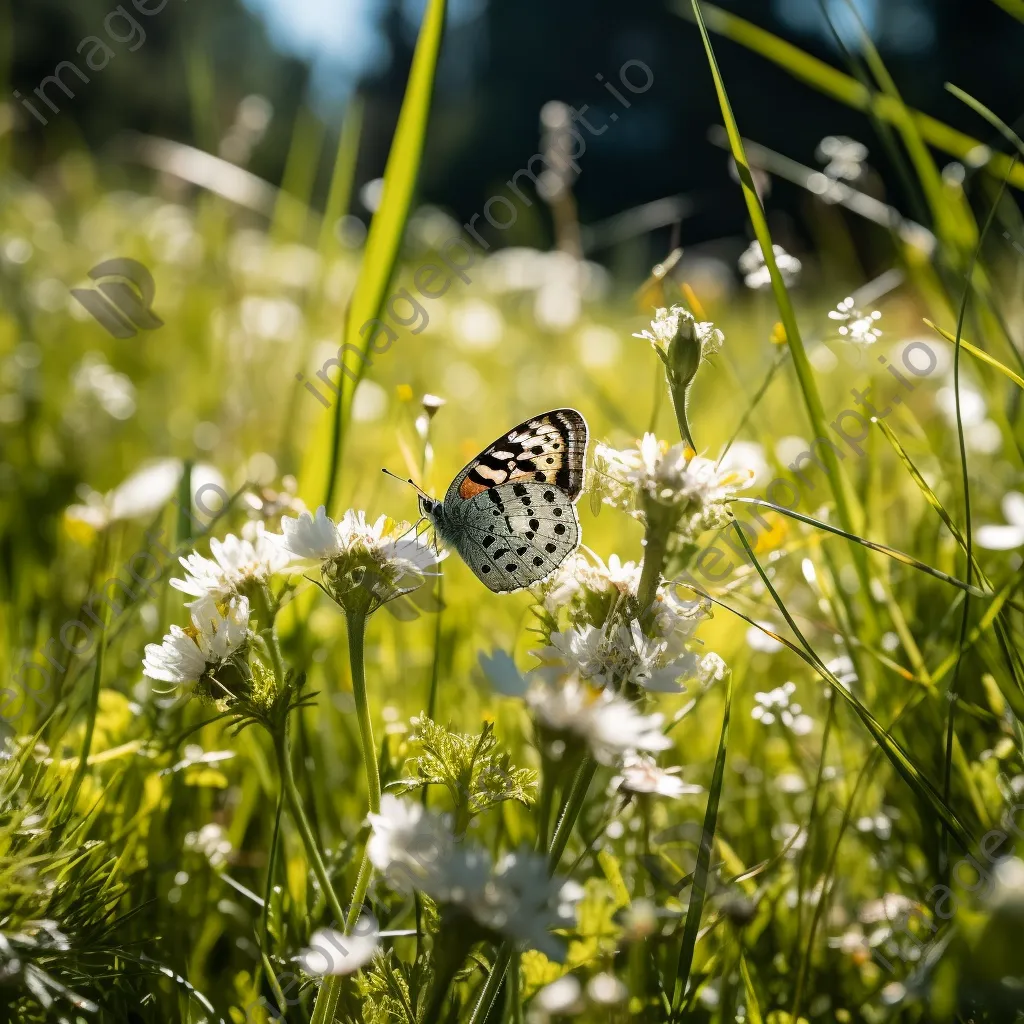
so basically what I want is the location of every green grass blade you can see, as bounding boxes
[925,318,1024,389]
[739,956,763,1024]
[671,665,732,1017]
[321,0,448,510]
[272,104,325,242]
[688,0,875,632]
[705,524,976,854]
[832,0,951,239]
[873,417,973,557]
[318,96,365,258]
[673,1,1024,191]
[731,497,985,595]
[989,0,1024,20]
[946,82,1024,159]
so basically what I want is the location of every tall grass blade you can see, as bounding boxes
[318,0,448,510]
[318,96,365,257]
[671,666,732,1017]
[925,319,1024,389]
[688,0,875,635]
[732,497,984,595]
[693,525,976,853]
[673,1,1024,191]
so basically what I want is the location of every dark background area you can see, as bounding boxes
[7,0,1023,260]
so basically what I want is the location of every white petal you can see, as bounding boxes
[297,923,379,976]
[1003,491,1024,528]
[976,524,1024,550]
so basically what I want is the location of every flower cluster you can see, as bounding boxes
[526,677,673,764]
[751,681,813,735]
[829,296,883,344]
[143,505,444,700]
[143,595,250,693]
[171,522,289,606]
[738,240,802,290]
[610,753,702,799]
[279,507,445,617]
[533,549,721,695]
[633,305,724,362]
[591,433,751,542]
[535,619,696,694]
[366,795,582,961]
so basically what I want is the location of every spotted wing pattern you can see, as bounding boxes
[454,480,580,594]
[445,409,587,505]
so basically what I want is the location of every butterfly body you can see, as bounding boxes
[418,409,588,594]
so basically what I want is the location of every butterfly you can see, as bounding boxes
[387,409,588,593]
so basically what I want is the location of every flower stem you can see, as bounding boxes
[469,757,597,1024]
[255,779,287,1010]
[347,609,381,814]
[255,582,286,687]
[310,610,382,1021]
[636,527,669,616]
[274,726,347,927]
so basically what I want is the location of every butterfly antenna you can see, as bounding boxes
[381,467,431,500]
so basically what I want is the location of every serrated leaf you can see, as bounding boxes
[399,716,537,831]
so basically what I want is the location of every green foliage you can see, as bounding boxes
[2,3,1024,1021]
[391,716,537,831]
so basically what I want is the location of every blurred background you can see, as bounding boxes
[3,1,1024,1019]
[8,0,1022,273]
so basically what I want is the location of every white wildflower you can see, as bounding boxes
[538,551,710,640]
[367,796,582,960]
[592,434,751,539]
[466,851,583,962]
[184,822,233,868]
[535,619,696,693]
[65,458,223,531]
[825,655,858,689]
[587,973,628,1006]
[817,135,868,181]
[278,505,344,559]
[738,241,802,290]
[277,506,445,615]
[696,651,729,689]
[746,621,784,653]
[297,919,380,976]
[859,893,916,925]
[366,794,454,893]
[534,975,583,1015]
[610,754,702,799]
[171,523,288,606]
[829,297,882,344]
[143,595,250,686]
[633,305,724,360]
[986,857,1024,914]
[976,491,1024,550]
[72,353,136,420]
[751,681,813,734]
[527,677,672,764]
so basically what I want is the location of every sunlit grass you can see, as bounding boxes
[1,5,1024,1023]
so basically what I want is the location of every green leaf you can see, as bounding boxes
[391,716,537,829]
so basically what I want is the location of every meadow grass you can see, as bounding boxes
[2,3,1024,1021]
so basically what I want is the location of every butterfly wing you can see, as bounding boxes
[443,409,588,506]
[455,480,581,593]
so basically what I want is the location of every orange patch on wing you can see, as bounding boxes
[458,478,489,499]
